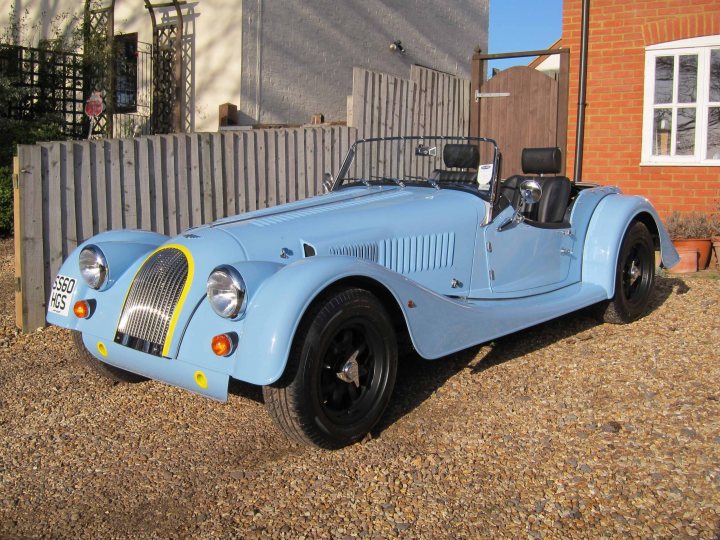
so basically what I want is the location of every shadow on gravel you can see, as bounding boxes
[225,277,686,436]
[376,311,601,436]
[228,378,264,403]
[653,274,690,304]
[375,276,683,437]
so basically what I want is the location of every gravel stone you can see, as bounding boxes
[601,421,623,433]
[1,238,719,538]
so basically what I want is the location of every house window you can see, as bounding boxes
[114,33,138,114]
[642,36,720,165]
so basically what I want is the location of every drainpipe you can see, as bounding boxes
[573,0,590,182]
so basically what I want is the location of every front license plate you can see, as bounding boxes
[48,275,77,316]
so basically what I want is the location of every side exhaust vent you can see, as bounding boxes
[379,232,455,274]
[329,243,379,262]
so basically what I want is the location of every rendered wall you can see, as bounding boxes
[563,0,720,215]
[1,0,488,132]
[0,0,246,132]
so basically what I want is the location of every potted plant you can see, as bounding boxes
[664,211,714,273]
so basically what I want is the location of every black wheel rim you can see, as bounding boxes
[622,242,651,307]
[317,318,387,425]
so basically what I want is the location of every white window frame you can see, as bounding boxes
[641,35,720,166]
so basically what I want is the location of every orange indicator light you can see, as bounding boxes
[211,334,232,356]
[73,300,90,318]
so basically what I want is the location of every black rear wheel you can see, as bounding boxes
[596,221,655,324]
[263,288,398,449]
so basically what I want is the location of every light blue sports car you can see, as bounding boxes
[46,136,679,449]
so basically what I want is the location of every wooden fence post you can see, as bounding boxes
[469,47,484,139]
[14,147,47,332]
[13,155,21,329]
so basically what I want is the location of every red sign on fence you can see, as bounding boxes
[85,91,104,118]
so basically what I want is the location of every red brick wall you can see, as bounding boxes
[563,0,720,216]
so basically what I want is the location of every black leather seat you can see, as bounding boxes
[500,147,572,225]
[536,176,572,223]
[429,144,480,184]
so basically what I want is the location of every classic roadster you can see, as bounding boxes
[46,136,679,449]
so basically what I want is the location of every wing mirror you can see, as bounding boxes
[322,172,334,193]
[497,179,543,232]
[519,179,542,205]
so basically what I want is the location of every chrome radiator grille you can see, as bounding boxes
[115,248,189,356]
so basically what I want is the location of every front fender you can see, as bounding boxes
[46,230,168,329]
[231,256,418,385]
[582,194,679,298]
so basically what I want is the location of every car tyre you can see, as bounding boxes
[71,331,146,383]
[596,221,655,324]
[263,287,398,449]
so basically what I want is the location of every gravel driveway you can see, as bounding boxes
[1,237,719,538]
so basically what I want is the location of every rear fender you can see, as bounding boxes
[582,194,679,298]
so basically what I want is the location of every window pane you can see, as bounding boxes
[708,107,720,160]
[653,109,672,155]
[654,56,674,104]
[676,107,695,155]
[114,34,138,114]
[678,55,697,103]
[711,50,720,102]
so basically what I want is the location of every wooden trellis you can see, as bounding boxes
[0,44,86,139]
[145,0,185,133]
[83,0,115,137]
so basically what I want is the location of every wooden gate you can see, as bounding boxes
[469,49,569,177]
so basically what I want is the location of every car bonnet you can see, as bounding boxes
[209,186,485,263]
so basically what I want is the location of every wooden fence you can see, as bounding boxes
[350,65,470,140]
[14,64,470,332]
[14,126,355,331]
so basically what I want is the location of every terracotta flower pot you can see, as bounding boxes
[672,238,712,270]
[668,248,699,274]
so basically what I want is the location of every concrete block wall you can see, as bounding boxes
[239,0,488,126]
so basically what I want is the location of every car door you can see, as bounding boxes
[481,207,576,295]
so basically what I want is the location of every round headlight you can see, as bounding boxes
[207,267,246,319]
[79,246,108,290]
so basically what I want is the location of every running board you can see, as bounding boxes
[407,282,609,359]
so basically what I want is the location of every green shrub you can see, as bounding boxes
[0,118,65,237]
[0,117,65,164]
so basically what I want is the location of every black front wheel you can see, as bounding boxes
[596,221,655,324]
[263,288,398,449]
[71,331,146,383]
